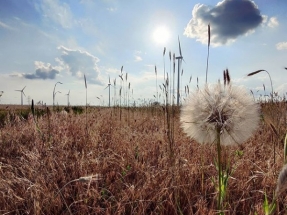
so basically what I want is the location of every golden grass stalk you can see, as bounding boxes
[223,69,231,87]
[275,164,287,198]
[173,53,175,107]
[205,24,210,83]
[155,65,158,103]
[84,74,88,138]
[284,132,287,164]
[84,74,87,89]
[226,69,230,84]
[163,47,166,92]
[247,70,274,102]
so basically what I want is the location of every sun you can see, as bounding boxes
[153,26,170,45]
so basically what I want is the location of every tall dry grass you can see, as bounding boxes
[0,100,287,214]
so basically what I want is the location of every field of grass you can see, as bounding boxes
[0,100,287,214]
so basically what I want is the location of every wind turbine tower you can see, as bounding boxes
[15,86,26,105]
[104,76,112,107]
[66,90,70,107]
[176,37,184,106]
[0,91,3,103]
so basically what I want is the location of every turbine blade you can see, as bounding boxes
[22,86,26,91]
[178,36,182,57]
[22,91,26,97]
[223,70,226,86]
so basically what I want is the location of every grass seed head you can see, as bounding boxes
[276,164,287,198]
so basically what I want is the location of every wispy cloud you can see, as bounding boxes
[104,67,120,75]
[107,7,117,12]
[37,0,74,28]
[134,50,143,62]
[276,42,287,50]
[0,20,15,31]
[184,0,264,46]
[267,17,279,28]
[135,56,142,62]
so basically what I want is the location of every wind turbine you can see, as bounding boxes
[104,76,112,107]
[0,91,3,103]
[53,81,63,108]
[66,90,70,107]
[15,86,26,105]
[176,36,184,106]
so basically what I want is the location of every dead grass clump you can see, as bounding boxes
[0,105,286,214]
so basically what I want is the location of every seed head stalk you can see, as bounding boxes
[247,69,274,102]
[216,126,222,211]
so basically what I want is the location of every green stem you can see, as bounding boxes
[216,127,222,211]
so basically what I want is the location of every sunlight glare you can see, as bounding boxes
[153,26,170,45]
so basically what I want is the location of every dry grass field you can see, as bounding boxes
[0,99,287,214]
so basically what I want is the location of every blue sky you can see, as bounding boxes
[0,0,286,106]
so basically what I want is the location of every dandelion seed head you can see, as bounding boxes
[180,82,260,145]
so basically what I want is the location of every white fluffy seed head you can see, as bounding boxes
[180,82,260,145]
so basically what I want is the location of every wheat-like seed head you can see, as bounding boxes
[275,164,287,198]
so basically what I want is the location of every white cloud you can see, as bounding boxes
[104,67,120,75]
[276,42,287,50]
[184,0,264,46]
[9,73,23,78]
[38,0,74,28]
[134,51,143,62]
[107,7,117,12]
[261,15,268,25]
[9,45,104,85]
[135,55,142,62]
[22,61,61,80]
[57,46,104,85]
[275,83,287,96]
[267,17,279,28]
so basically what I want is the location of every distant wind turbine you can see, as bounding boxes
[53,81,63,108]
[104,76,112,107]
[0,91,3,103]
[176,36,184,106]
[15,86,26,105]
[66,90,70,107]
